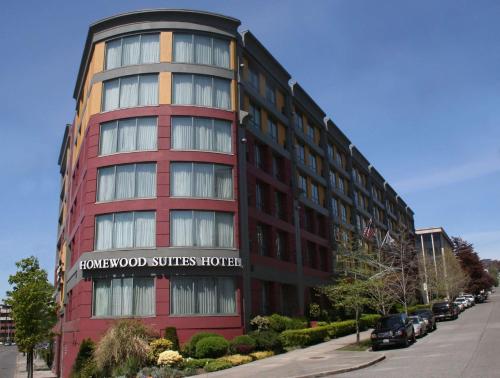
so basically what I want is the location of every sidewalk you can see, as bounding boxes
[15,353,56,378]
[198,329,385,378]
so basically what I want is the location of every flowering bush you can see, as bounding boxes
[250,315,270,331]
[157,350,183,367]
[249,351,274,360]
[147,338,174,364]
[218,354,253,366]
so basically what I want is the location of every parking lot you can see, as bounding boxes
[337,291,500,378]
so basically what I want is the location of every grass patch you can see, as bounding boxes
[337,339,372,351]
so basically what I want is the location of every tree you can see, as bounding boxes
[6,256,57,378]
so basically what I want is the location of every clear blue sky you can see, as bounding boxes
[1,0,499,298]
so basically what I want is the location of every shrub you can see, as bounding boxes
[195,336,229,359]
[325,320,357,338]
[267,314,307,332]
[250,315,270,331]
[359,314,381,329]
[157,350,183,367]
[183,332,220,357]
[249,351,274,360]
[71,338,95,378]
[182,358,214,369]
[78,358,98,378]
[278,327,328,348]
[164,327,180,351]
[218,354,253,366]
[309,303,321,319]
[204,360,233,372]
[248,330,282,352]
[136,366,185,378]
[230,335,256,354]
[148,339,174,364]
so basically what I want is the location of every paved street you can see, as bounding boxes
[0,345,18,378]
[338,291,500,378]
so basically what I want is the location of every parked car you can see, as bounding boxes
[371,313,416,350]
[456,296,471,308]
[432,301,459,321]
[409,315,427,338]
[475,293,486,303]
[412,309,437,332]
[463,294,475,306]
[453,299,466,312]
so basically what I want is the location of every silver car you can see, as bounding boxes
[409,315,427,338]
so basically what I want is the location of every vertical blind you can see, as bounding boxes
[95,211,155,250]
[173,74,231,110]
[170,163,232,199]
[97,163,156,202]
[103,75,158,111]
[93,277,155,317]
[105,34,160,70]
[171,276,235,315]
[170,211,234,248]
[171,117,231,153]
[100,117,157,155]
[173,33,230,69]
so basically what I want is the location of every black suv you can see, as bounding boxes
[412,309,437,332]
[432,301,459,321]
[371,313,416,350]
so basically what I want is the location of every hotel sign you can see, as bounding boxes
[79,256,242,271]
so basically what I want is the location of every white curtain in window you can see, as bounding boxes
[213,39,230,68]
[137,117,157,150]
[112,278,123,316]
[94,280,111,316]
[194,76,213,107]
[171,211,193,246]
[115,165,135,199]
[122,35,140,66]
[218,278,236,313]
[197,277,217,314]
[135,212,155,248]
[173,34,193,63]
[139,75,158,106]
[214,79,230,109]
[119,76,138,108]
[195,212,214,247]
[194,35,212,65]
[171,117,192,150]
[97,167,115,201]
[103,80,120,111]
[136,164,156,198]
[121,277,134,315]
[172,277,195,314]
[194,164,214,198]
[173,75,193,105]
[96,214,113,250]
[215,166,232,199]
[117,119,137,152]
[134,278,154,315]
[171,163,192,197]
[140,34,159,63]
[105,39,122,70]
[100,122,117,155]
[214,120,231,153]
[194,118,213,151]
[113,212,134,248]
[216,213,233,247]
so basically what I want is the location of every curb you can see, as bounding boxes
[291,354,386,378]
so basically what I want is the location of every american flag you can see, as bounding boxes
[362,218,375,240]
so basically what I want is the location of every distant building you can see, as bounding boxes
[0,303,15,342]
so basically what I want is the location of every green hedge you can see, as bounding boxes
[195,336,229,359]
[183,332,221,357]
[359,314,381,329]
[395,304,431,314]
[204,360,233,372]
[278,327,328,347]
[230,335,257,354]
[182,358,214,369]
[248,330,283,352]
[268,314,308,332]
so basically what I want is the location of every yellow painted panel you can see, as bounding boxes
[278,123,286,146]
[161,32,172,62]
[89,82,102,116]
[317,155,323,174]
[261,110,268,133]
[319,186,325,206]
[314,127,321,144]
[93,42,105,73]
[159,72,171,104]
[306,177,311,198]
[242,57,249,81]
[230,40,236,70]
[259,74,266,97]
[231,79,237,112]
[277,90,285,113]
[243,95,250,111]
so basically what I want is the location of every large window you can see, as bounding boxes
[105,34,160,70]
[93,277,154,317]
[95,211,156,250]
[171,276,235,315]
[249,103,261,129]
[102,75,158,111]
[97,163,156,202]
[170,163,232,199]
[268,118,278,142]
[311,183,320,204]
[170,211,234,248]
[100,117,157,155]
[173,74,231,110]
[173,33,230,69]
[171,117,231,153]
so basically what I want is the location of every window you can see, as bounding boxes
[173,33,230,69]
[306,124,315,141]
[335,151,344,168]
[341,205,347,223]
[102,74,158,111]
[170,163,232,199]
[311,183,319,204]
[295,112,304,130]
[254,144,264,169]
[95,211,156,250]
[338,178,345,193]
[327,144,334,160]
[249,103,261,129]
[255,182,264,210]
[265,81,276,104]
[248,66,259,90]
[329,170,336,187]
[170,211,234,248]
[173,74,231,110]
[171,276,235,315]
[171,117,231,153]
[356,215,362,230]
[296,143,305,164]
[276,232,286,260]
[105,34,160,70]
[100,117,157,155]
[268,118,278,142]
[93,277,154,317]
[256,224,268,256]
[308,152,317,172]
[353,192,359,207]
[272,155,281,179]
[331,198,338,217]
[298,175,307,193]
[97,163,156,202]
[275,191,285,219]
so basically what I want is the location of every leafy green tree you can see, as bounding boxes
[6,256,57,378]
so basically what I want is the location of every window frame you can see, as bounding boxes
[104,33,160,70]
[101,74,159,112]
[172,74,232,110]
[172,33,231,69]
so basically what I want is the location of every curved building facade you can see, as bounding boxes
[54,9,415,377]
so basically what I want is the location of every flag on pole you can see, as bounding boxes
[362,218,375,240]
[380,230,396,248]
